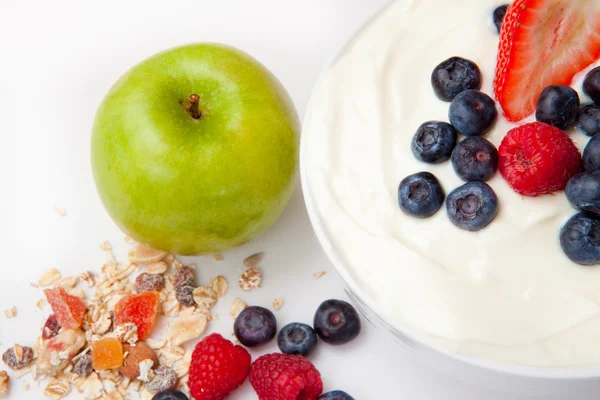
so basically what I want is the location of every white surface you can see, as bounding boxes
[0,0,587,398]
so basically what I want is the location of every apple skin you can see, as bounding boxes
[91,44,299,255]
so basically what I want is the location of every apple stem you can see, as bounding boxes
[181,94,202,120]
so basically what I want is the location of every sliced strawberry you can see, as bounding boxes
[494,0,600,122]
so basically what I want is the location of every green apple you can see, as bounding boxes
[91,44,299,255]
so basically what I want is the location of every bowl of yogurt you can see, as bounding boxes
[301,0,600,395]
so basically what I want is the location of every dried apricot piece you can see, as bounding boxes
[44,288,86,329]
[114,292,159,340]
[91,338,123,370]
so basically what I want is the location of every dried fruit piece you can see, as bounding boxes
[120,342,158,380]
[2,345,33,370]
[128,245,166,264]
[42,314,62,340]
[114,292,160,340]
[0,371,8,397]
[175,285,196,307]
[135,273,165,293]
[146,366,177,393]
[37,329,86,376]
[92,338,124,370]
[173,266,195,287]
[44,287,87,329]
[73,352,93,377]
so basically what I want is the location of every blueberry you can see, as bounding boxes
[583,66,600,105]
[577,104,600,137]
[493,5,509,33]
[398,172,445,219]
[566,172,600,216]
[449,90,497,136]
[535,85,580,131]
[233,306,277,347]
[318,391,355,400]
[151,389,188,400]
[277,323,318,357]
[583,134,600,172]
[560,213,600,265]
[411,121,457,164]
[431,57,482,102]
[313,299,361,345]
[446,181,498,231]
[451,137,498,182]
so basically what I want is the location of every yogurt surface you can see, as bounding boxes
[303,0,600,367]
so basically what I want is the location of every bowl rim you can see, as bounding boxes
[299,0,600,381]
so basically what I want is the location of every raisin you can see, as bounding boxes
[73,352,93,377]
[175,284,196,307]
[135,273,165,293]
[146,366,177,393]
[2,345,33,370]
[173,266,195,288]
[42,314,61,340]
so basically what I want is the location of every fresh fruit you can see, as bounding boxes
[493,5,509,34]
[233,306,277,347]
[398,172,445,219]
[498,122,581,196]
[313,299,361,345]
[91,337,124,371]
[135,273,165,292]
[152,390,189,400]
[411,121,457,164]
[188,333,251,400]
[121,341,159,379]
[431,57,482,101]
[249,353,323,400]
[566,172,600,215]
[451,137,498,182]
[318,391,355,400]
[535,85,580,130]
[113,292,160,340]
[584,66,600,104]
[583,134,600,172]
[91,44,299,255]
[448,90,497,137]
[494,0,600,122]
[44,287,87,330]
[560,213,600,265]
[277,323,318,357]
[446,181,498,232]
[578,104,600,136]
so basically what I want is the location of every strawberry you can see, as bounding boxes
[494,0,600,122]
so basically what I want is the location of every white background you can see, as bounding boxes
[0,0,573,398]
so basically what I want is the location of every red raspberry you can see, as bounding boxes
[249,353,323,400]
[188,333,251,400]
[498,122,581,197]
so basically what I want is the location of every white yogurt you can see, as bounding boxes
[303,0,600,367]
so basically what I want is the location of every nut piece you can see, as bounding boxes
[39,268,62,287]
[146,261,168,275]
[273,298,284,311]
[229,297,248,319]
[128,245,167,264]
[44,377,71,399]
[3,307,16,319]
[146,366,177,393]
[37,329,86,376]
[193,287,217,309]
[0,371,8,397]
[2,345,33,370]
[243,252,264,268]
[210,276,228,297]
[73,352,93,377]
[120,342,158,380]
[239,267,262,291]
[167,309,208,346]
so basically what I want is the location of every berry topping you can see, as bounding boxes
[566,172,600,216]
[583,134,600,172]
[451,137,498,182]
[535,85,580,131]
[398,172,445,219]
[448,90,497,137]
[113,291,160,340]
[446,182,498,232]
[189,333,251,400]
[313,299,361,345]
[493,5,509,34]
[277,323,318,358]
[560,213,600,266]
[151,389,189,400]
[578,104,600,137]
[44,287,87,330]
[318,391,355,400]
[91,337,124,371]
[249,353,323,400]
[411,121,457,164]
[234,306,277,347]
[584,66,600,105]
[431,57,482,102]
[494,0,600,122]
[498,122,582,196]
